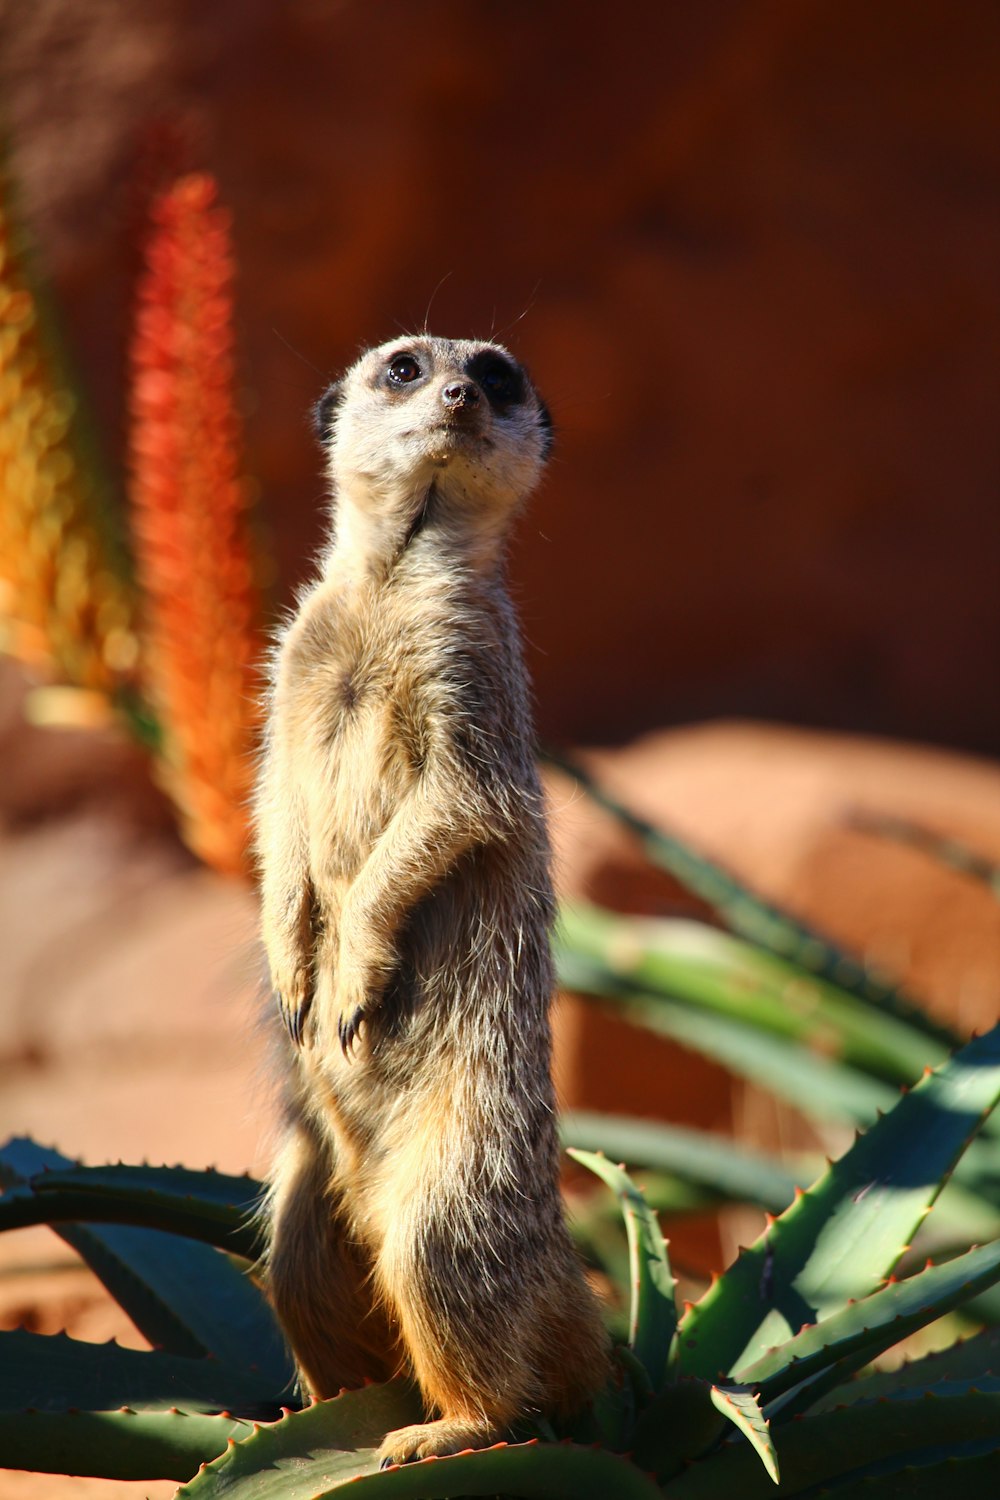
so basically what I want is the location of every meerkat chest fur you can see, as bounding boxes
[283,563,488,869]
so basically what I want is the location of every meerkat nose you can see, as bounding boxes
[442,380,481,409]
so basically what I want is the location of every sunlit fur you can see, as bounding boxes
[255,335,609,1464]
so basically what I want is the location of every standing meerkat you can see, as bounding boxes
[255,334,609,1465]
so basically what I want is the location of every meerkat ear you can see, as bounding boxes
[312,381,345,446]
[537,399,554,461]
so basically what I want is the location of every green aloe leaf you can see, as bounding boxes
[709,1384,779,1485]
[567,1149,676,1389]
[572,1344,639,1450]
[557,903,945,1087]
[0,1138,291,1395]
[808,1325,1000,1410]
[177,1382,664,1497]
[0,1328,278,1414]
[630,1377,727,1482]
[178,1383,419,1493]
[675,1024,1000,1381]
[563,1111,998,1246]
[932,1182,1000,1245]
[557,931,898,1126]
[562,1110,801,1215]
[0,1406,251,1480]
[842,1373,1000,1403]
[628,1379,778,1486]
[0,1161,264,1258]
[659,1388,1000,1497]
[814,1445,1000,1499]
[561,969,1000,1219]
[545,752,957,1046]
[743,1238,1000,1409]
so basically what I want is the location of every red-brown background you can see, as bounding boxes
[3,0,998,753]
[1,19,998,1493]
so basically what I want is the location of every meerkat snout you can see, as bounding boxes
[441,379,481,410]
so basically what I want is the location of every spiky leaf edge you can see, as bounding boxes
[674,1024,1000,1380]
[0,1406,251,1480]
[567,1149,677,1390]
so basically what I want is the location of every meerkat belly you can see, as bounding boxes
[396,840,553,1036]
[298,672,419,885]
[328,840,551,1131]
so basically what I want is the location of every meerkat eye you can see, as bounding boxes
[386,353,422,386]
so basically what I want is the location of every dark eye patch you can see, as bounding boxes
[312,381,344,445]
[466,351,526,410]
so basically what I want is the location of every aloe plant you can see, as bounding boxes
[544,749,963,1048]
[555,900,1000,1177]
[2,1026,998,1494]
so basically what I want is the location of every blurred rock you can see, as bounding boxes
[550,721,1000,1032]
[0,663,271,1175]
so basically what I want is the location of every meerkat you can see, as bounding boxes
[254,334,609,1466]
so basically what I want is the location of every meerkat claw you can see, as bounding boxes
[278,993,309,1048]
[338,1006,365,1057]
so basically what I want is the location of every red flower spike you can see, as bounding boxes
[128,171,262,876]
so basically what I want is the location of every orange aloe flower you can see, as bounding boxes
[129,172,261,877]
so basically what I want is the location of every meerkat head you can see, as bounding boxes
[313,336,552,565]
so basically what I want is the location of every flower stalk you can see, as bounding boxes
[129,172,261,876]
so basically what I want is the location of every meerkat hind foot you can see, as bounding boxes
[377,1416,503,1467]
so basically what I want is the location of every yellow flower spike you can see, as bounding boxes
[0,144,137,699]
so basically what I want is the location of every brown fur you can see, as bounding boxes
[255,335,609,1463]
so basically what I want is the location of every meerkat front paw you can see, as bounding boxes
[377,1417,501,1466]
[274,971,313,1047]
[329,969,376,1059]
[336,1002,366,1056]
[330,938,393,1059]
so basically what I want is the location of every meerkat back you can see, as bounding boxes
[255,334,609,1464]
